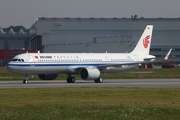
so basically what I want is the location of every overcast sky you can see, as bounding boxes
[0,0,180,28]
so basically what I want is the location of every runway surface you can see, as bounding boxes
[0,79,180,88]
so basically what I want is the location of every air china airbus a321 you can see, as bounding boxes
[6,25,155,84]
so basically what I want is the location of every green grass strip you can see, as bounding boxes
[0,87,180,119]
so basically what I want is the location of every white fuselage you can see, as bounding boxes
[6,53,143,74]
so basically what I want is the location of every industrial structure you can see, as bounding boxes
[0,28,35,66]
[0,16,180,66]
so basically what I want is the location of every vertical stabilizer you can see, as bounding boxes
[131,25,153,55]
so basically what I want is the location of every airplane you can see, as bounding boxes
[6,25,155,84]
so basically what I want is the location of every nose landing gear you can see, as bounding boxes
[23,74,28,84]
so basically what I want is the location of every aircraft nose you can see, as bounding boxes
[6,62,15,73]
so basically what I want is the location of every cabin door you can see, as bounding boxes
[28,55,35,66]
[134,55,139,61]
[105,56,110,64]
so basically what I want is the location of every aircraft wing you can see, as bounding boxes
[164,48,172,60]
[68,61,142,74]
[97,61,142,70]
[150,48,172,63]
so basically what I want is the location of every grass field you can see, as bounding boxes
[1,67,180,119]
[0,88,180,120]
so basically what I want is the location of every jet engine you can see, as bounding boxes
[80,68,100,80]
[38,74,58,80]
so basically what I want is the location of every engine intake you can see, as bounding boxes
[38,74,58,80]
[80,68,100,80]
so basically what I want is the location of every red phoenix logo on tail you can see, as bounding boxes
[143,35,150,48]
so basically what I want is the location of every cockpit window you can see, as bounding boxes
[12,59,24,62]
[12,59,18,61]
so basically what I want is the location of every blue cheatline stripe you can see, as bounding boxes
[7,61,142,67]
[7,63,107,67]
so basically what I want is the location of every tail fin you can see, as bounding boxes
[131,25,153,55]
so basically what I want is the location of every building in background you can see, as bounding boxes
[0,27,36,67]
[29,17,180,64]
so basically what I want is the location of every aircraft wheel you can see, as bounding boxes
[94,79,99,83]
[67,77,71,83]
[23,79,28,84]
[71,77,75,83]
[66,77,75,83]
[98,78,103,83]
[94,78,103,83]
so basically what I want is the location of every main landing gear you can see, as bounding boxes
[66,76,75,83]
[23,74,28,84]
[94,77,103,83]
[66,75,103,83]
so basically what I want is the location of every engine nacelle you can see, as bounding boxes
[38,74,58,80]
[80,68,100,80]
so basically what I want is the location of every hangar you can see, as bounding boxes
[29,17,180,64]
